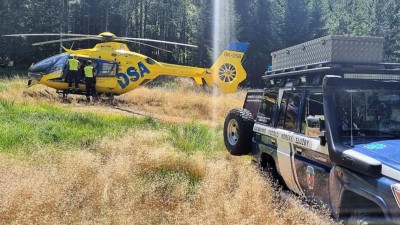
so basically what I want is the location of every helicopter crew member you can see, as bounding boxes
[67,55,80,91]
[79,60,86,81]
[84,60,96,102]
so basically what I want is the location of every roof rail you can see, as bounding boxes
[263,62,400,80]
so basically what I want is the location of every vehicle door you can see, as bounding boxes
[94,60,118,92]
[292,91,333,203]
[275,90,304,195]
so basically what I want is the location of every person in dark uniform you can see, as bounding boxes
[84,60,96,102]
[79,60,86,82]
[67,55,80,91]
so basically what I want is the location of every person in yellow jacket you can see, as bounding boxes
[83,60,96,102]
[67,55,80,91]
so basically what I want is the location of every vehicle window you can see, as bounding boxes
[244,92,263,119]
[335,88,400,139]
[301,92,324,137]
[257,90,278,126]
[277,91,302,132]
[96,61,117,77]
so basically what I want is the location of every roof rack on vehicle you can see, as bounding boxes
[262,35,400,87]
[263,62,400,80]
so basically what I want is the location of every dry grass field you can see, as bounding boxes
[0,77,337,225]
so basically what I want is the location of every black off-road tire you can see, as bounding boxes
[346,209,385,225]
[223,108,254,156]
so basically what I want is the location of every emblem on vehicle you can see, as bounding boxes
[364,143,387,150]
[219,63,237,82]
[306,166,315,190]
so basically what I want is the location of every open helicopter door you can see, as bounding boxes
[94,59,119,93]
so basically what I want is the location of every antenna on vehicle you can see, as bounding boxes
[351,92,354,147]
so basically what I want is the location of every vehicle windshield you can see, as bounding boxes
[335,88,400,139]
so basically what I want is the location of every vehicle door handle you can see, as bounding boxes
[295,148,302,155]
[271,140,276,146]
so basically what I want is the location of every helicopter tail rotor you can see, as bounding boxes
[210,42,249,93]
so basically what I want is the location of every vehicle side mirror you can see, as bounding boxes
[305,116,321,138]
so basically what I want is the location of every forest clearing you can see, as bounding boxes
[2,0,400,224]
[0,78,336,224]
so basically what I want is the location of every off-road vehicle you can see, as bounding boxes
[224,35,400,224]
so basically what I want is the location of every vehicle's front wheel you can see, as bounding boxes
[223,108,254,156]
[346,209,384,225]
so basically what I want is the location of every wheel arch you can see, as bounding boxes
[339,185,389,221]
[260,152,288,188]
[260,152,276,169]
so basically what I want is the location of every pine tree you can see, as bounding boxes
[308,0,327,38]
[283,0,310,46]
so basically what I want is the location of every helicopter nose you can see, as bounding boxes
[27,70,44,81]
[27,53,69,81]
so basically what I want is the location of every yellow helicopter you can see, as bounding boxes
[3,32,248,98]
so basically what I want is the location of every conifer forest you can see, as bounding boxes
[0,0,399,85]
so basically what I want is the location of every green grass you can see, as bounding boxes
[169,122,224,155]
[0,82,9,92]
[0,99,155,154]
[0,99,224,156]
[0,78,27,92]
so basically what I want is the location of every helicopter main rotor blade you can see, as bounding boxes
[114,39,173,53]
[32,37,102,46]
[119,37,198,48]
[3,33,98,38]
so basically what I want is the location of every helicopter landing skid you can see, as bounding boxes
[56,89,71,103]
[104,93,116,105]
[61,90,71,103]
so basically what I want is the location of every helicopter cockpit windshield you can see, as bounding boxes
[28,54,69,79]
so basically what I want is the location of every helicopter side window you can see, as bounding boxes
[96,61,117,77]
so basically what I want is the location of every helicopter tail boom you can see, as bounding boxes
[159,42,248,93]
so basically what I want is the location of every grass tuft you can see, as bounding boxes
[169,122,224,155]
[0,102,147,154]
